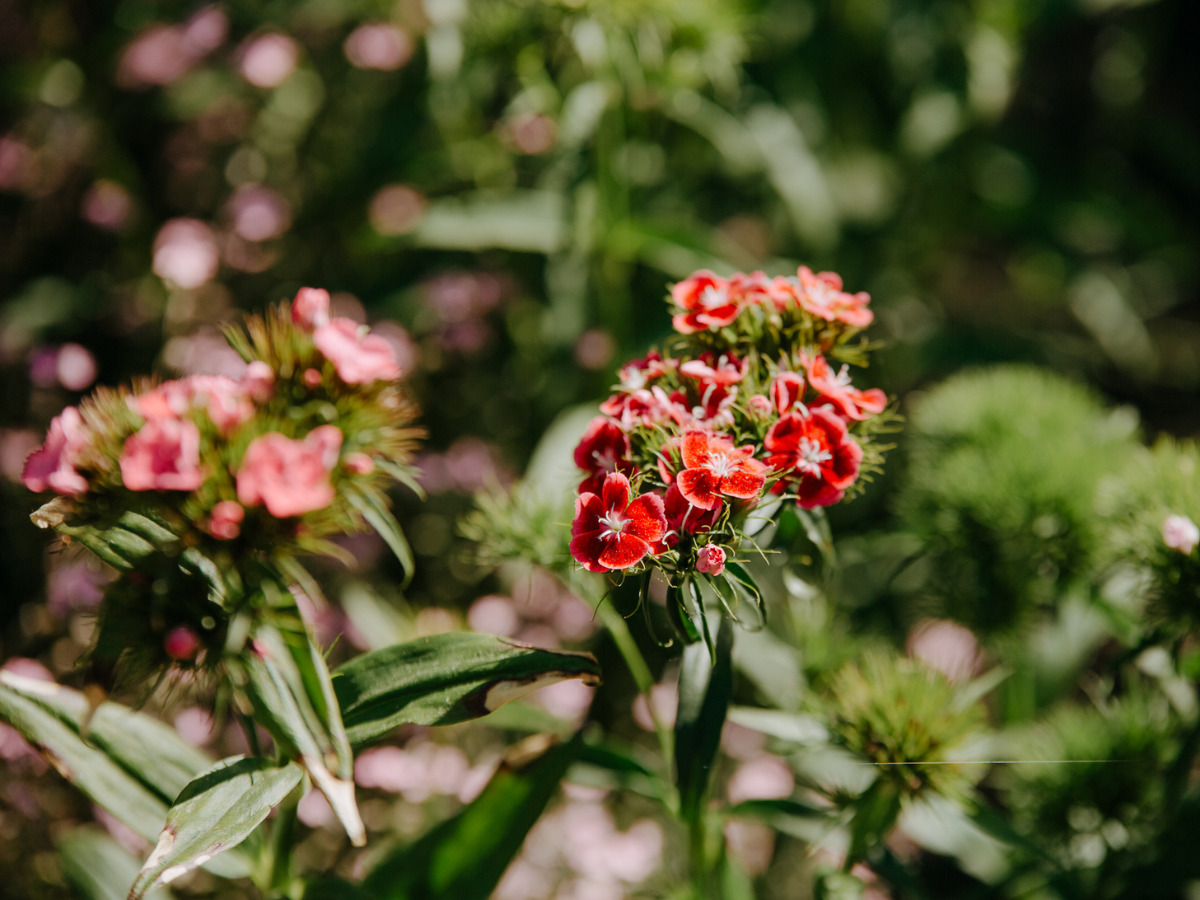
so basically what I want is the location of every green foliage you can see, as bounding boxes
[896,366,1140,634]
[822,652,988,803]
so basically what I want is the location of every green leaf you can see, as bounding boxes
[410,190,565,253]
[0,670,213,805]
[363,733,580,900]
[58,827,176,900]
[234,626,363,846]
[345,486,414,587]
[675,616,734,823]
[333,632,602,746]
[57,511,180,571]
[131,757,303,899]
[726,798,832,841]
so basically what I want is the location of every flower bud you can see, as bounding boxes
[208,500,245,540]
[163,625,202,662]
[345,451,375,475]
[695,543,726,576]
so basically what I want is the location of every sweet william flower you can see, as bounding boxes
[764,408,861,508]
[671,271,741,334]
[570,472,666,573]
[120,417,204,491]
[794,266,874,328]
[22,407,90,495]
[237,425,343,518]
[314,318,401,385]
[574,417,633,494]
[677,431,767,511]
[803,355,886,421]
[207,500,245,540]
[659,483,722,550]
[695,543,726,576]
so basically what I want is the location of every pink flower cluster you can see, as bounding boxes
[22,288,413,539]
[569,266,887,578]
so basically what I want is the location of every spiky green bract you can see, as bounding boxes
[1100,439,1200,633]
[895,366,1140,636]
[998,688,1181,868]
[822,652,988,802]
[460,482,573,573]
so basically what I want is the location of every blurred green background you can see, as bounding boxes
[2,0,1198,896]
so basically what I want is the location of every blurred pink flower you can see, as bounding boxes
[906,618,981,683]
[0,429,40,483]
[1,657,54,682]
[81,180,133,231]
[532,679,595,724]
[239,33,299,88]
[237,426,342,517]
[241,360,274,402]
[228,184,291,241]
[313,318,401,384]
[292,286,331,330]
[369,184,425,235]
[424,272,504,323]
[163,625,201,661]
[207,500,244,539]
[153,218,219,289]
[117,25,192,88]
[720,721,767,760]
[173,707,215,746]
[468,594,520,636]
[632,680,676,731]
[726,754,794,804]
[0,136,34,192]
[120,417,204,491]
[344,451,375,475]
[506,113,557,155]
[22,407,89,494]
[344,23,413,71]
[1163,514,1200,555]
[297,787,337,828]
[182,5,228,56]
[56,343,98,391]
[46,559,107,617]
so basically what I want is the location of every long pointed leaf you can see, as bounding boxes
[675,616,734,822]
[363,733,580,900]
[131,757,303,899]
[332,632,601,746]
[57,827,176,900]
[345,487,414,586]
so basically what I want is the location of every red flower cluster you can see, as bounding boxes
[569,266,887,579]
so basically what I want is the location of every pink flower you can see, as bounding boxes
[574,417,633,494]
[207,500,244,540]
[680,352,746,386]
[748,394,773,417]
[676,431,767,511]
[164,625,202,661]
[291,287,330,329]
[236,426,343,517]
[133,375,253,434]
[241,360,275,402]
[22,407,90,495]
[313,318,401,384]
[802,355,887,421]
[570,472,667,573]
[239,32,299,89]
[120,417,204,491]
[343,22,413,71]
[695,543,727,576]
[1163,514,1200,555]
[152,218,219,289]
[671,271,741,334]
[344,452,375,475]
[615,351,675,390]
[793,266,873,328]
[764,408,861,508]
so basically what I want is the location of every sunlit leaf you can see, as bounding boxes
[131,757,303,899]
[57,827,176,900]
[333,632,601,746]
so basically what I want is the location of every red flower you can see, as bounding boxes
[770,371,805,414]
[670,271,741,334]
[803,355,887,421]
[615,351,675,390]
[793,266,873,328]
[658,482,723,550]
[764,408,862,508]
[676,431,767,510]
[570,472,667,573]
[680,352,746,386]
[574,417,633,494]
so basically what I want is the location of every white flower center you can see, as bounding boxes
[592,448,618,472]
[599,511,628,539]
[699,285,728,310]
[705,452,737,479]
[797,437,832,476]
[832,364,853,388]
